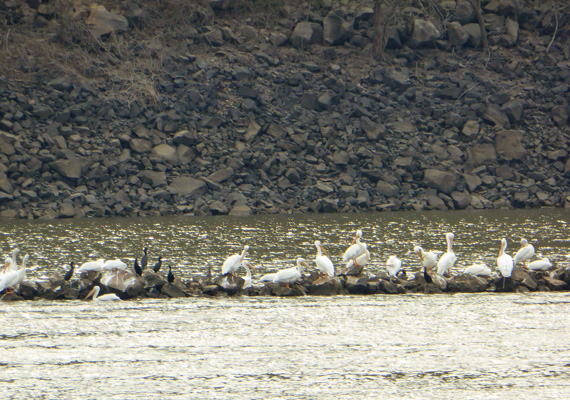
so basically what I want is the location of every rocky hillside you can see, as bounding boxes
[0,0,569,219]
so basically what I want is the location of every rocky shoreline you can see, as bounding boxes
[0,0,569,219]
[3,263,570,302]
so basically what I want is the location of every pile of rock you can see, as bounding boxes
[3,264,570,301]
[0,0,569,219]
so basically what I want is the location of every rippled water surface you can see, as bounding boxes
[1,209,570,398]
[2,295,570,399]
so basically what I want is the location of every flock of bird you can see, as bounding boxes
[0,229,555,301]
[214,230,553,291]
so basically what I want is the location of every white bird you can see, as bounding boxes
[77,260,105,273]
[315,240,334,277]
[8,249,19,272]
[345,243,370,270]
[463,263,492,276]
[241,261,255,289]
[513,238,535,266]
[342,230,365,262]
[273,258,309,288]
[222,245,249,276]
[497,238,514,278]
[386,255,402,279]
[260,272,278,282]
[84,286,121,301]
[0,254,28,292]
[102,259,128,271]
[528,258,552,271]
[437,232,456,277]
[414,246,438,271]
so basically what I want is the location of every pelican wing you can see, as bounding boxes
[316,255,334,277]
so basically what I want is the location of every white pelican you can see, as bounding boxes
[260,272,278,282]
[273,258,309,288]
[7,249,19,272]
[102,259,127,271]
[0,254,28,292]
[345,243,370,270]
[385,255,402,279]
[315,240,334,277]
[463,263,492,276]
[437,232,456,277]
[528,258,552,271]
[84,286,121,301]
[414,246,438,271]
[77,260,105,273]
[342,230,365,262]
[241,261,255,289]
[222,245,249,276]
[513,239,535,266]
[497,238,513,278]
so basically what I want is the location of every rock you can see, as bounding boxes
[483,103,509,127]
[161,283,187,298]
[462,120,480,137]
[87,5,128,38]
[423,169,457,194]
[308,276,343,296]
[267,122,287,139]
[323,11,352,45]
[543,276,569,291]
[59,203,75,218]
[51,159,84,179]
[502,100,523,124]
[130,138,152,153]
[208,167,234,183]
[408,19,441,48]
[505,18,519,44]
[344,276,370,294]
[138,170,167,187]
[270,31,288,47]
[100,270,145,297]
[173,130,199,147]
[466,144,497,169]
[551,106,568,127]
[49,76,74,91]
[152,144,178,164]
[495,130,526,161]
[454,0,476,24]
[451,191,472,209]
[143,270,168,287]
[447,274,489,292]
[291,22,323,48]
[229,204,252,216]
[376,180,399,197]
[0,172,14,193]
[463,23,482,47]
[448,21,470,47]
[209,200,228,215]
[168,176,206,196]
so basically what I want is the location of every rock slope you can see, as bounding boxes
[0,0,569,219]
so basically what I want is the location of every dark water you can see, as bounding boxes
[1,209,570,398]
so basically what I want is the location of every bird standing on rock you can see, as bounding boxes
[167,265,175,284]
[134,258,142,276]
[141,247,149,270]
[314,240,334,277]
[513,238,535,267]
[64,262,74,281]
[153,256,162,273]
[222,245,249,276]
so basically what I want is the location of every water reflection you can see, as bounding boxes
[0,209,568,280]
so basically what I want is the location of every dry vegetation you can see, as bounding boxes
[0,0,568,104]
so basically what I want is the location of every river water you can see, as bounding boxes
[1,209,570,398]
